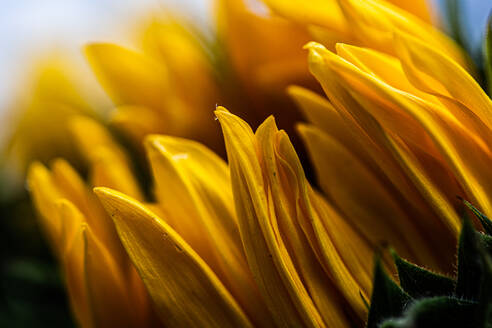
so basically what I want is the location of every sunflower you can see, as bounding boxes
[6,0,492,327]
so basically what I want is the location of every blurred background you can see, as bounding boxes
[0,0,490,327]
[1,0,490,115]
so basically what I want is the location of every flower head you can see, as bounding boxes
[9,0,492,326]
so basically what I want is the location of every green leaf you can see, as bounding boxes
[463,199,492,235]
[391,249,455,299]
[456,214,484,301]
[366,256,412,328]
[475,244,492,327]
[444,0,468,52]
[379,296,477,328]
[484,13,492,97]
[480,233,492,256]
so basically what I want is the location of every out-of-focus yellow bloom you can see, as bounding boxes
[83,1,316,155]
[27,117,158,328]
[2,55,96,180]
[214,0,318,146]
[262,0,467,68]
[262,0,433,35]
[79,0,457,163]
[84,17,223,154]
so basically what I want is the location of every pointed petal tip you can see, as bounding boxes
[286,84,301,96]
[26,161,49,189]
[27,161,47,177]
[334,42,353,54]
[214,106,231,117]
[143,134,165,151]
[68,115,96,139]
[93,186,153,222]
[304,42,332,58]
[83,42,116,59]
[303,41,323,50]
[263,115,277,127]
[295,122,317,137]
[93,186,118,198]
[50,158,77,179]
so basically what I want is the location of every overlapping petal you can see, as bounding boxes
[217,108,377,324]
[95,187,254,328]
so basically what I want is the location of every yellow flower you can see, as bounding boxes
[82,1,318,155]
[27,117,158,327]
[262,0,468,68]
[17,0,492,327]
[28,105,380,326]
[89,107,375,327]
[255,0,484,275]
[288,33,492,275]
[84,17,223,153]
[2,54,97,187]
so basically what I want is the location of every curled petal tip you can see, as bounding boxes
[93,186,117,198]
[303,41,322,50]
[214,106,230,116]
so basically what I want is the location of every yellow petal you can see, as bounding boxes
[144,135,272,326]
[256,116,352,326]
[94,187,253,328]
[69,116,126,163]
[313,43,439,158]
[323,42,492,220]
[267,121,375,320]
[63,223,92,328]
[69,116,143,200]
[111,105,165,145]
[385,0,432,23]
[394,31,492,133]
[261,0,348,35]
[54,199,85,254]
[335,43,440,105]
[217,0,310,89]
[141,19,217,110]
[63,223,137,328]
[50,158,128,268]
[336,0,468,68]
[304,42,450,229]
[144,135,226,257]
[216,107,321,328]
[89,147,144,200]
[297,124,439,267]
[27,162,63,251]
[383,133,460,237]
[84,43,169,111]
[82,225,137,327]
[287,85,372,166]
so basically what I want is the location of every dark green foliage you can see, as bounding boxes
[484,13,492,96]
[463,199,492,235]
[380,297,476,328]
[0,192,74,328]
[391,250,455,299]
[367,202,492,328]
[477,252,492,328]
[366,257,411,328]
[456,214,483,299]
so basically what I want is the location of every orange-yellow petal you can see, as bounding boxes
[95,187,254,328]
